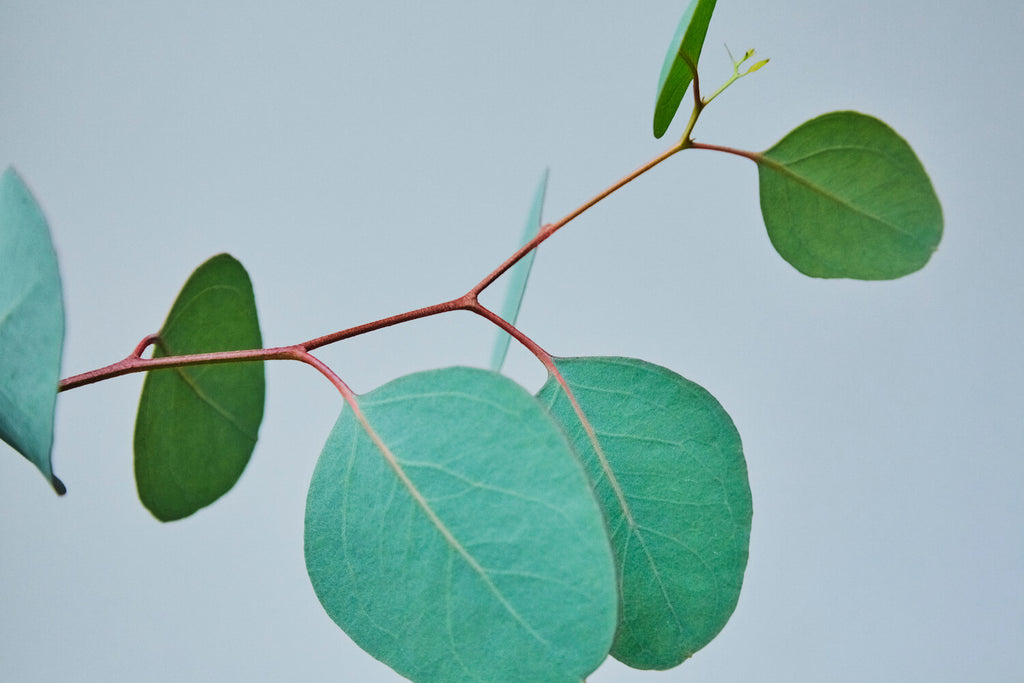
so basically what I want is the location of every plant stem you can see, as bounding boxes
[302,296,468,352]
[59,346,302,391]
[58,138,688,393]
[56,51,767,394]
[291,349,358,402]
[469,303,552,364]
[470,143,684,296]
[687,141,761,162]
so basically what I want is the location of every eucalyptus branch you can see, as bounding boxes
[59,140,690,393]
[56,46,762,398]
[5,4,945,681]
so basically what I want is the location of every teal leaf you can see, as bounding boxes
[134,253,264,521]
[653,0,718,139]
[757,111,943,279]
[0,167,66,494]
[305,367,617,682]
[537,357,751,670]
[490,169,548,373]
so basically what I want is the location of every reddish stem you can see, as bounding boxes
[471,143,682,296]
[59,346,303,391]
[290,349,359,403]
[58,141,686,394]
[468,303,553,366]
[303,295,472,352]
[687,141,761,162]
[131,334,162,358]
[685,55,702,109]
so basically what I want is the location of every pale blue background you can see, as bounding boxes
[2,1,1022,681]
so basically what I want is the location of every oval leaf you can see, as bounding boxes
[537,357,751,670]
[757,111,943,279]
[490,169,548,372]
[653,0,718,139]
[305,367,617,682]
[0,167,66,494]
[134,253,264,521]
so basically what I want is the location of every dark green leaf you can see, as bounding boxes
[653,0,718,139]
[305,367,617,682]
[757,111,943,279]
[0,167,66,494]
[537,357,751,670]
[134,253,264,521]
[490,169,548,373]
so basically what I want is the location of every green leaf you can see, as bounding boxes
[757,111,943,279]
[653,0,718,139]
[305,367,617,682]
[490,169,548,373]
[0,167,66,494]
[134,253,264,521]
[537,357,751,670]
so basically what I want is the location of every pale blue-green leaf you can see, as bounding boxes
[0,167,66,494]
[305,367,617,682]
[538,357,751,670]
[490,169,548,372]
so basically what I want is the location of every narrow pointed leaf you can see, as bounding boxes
[0,167,66,494]
[490,169,548,372]
[653,0,717,138]
[134,253,264,521]
[757,111,943,279]
[537,357,751,670]
[305,367,617,682]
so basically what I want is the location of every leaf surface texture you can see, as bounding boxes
[757,111,943,279]
[0,167,65,493]
[305,366,617,682]
[537,356,751,669]
[134,253,264,521]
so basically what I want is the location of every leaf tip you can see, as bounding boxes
[51,474,67,496]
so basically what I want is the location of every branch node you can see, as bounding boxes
[131,334,162,359]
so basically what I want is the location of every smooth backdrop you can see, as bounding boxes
[3,2,1022,681]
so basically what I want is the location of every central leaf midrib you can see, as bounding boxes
[759,152,921,242]
[351,398,552,651]
[173,365,256,441]
[550,363,686,636]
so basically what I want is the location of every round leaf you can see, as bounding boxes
[0,167,65,494]
[305,367,617,682]
[134,253,264,521]
[538,357,751,670]
[653,0,718,139]
[757,111,943,279]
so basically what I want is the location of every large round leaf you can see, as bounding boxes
[0,167,65,494]
[757,111,943,279]
[134,253,264,521]
[537,357,751,670]
[305,367,617,682]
